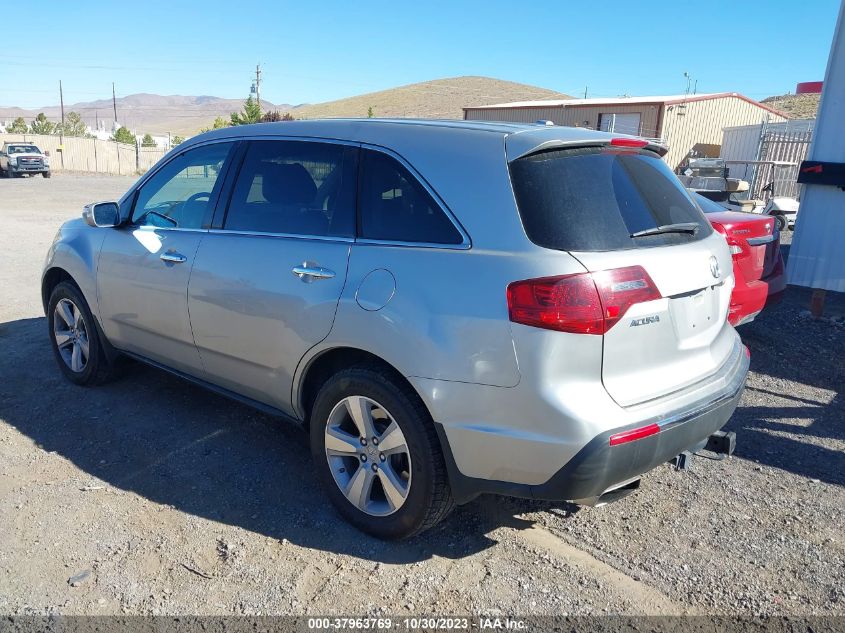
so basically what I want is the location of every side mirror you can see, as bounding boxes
[83,201,121,228]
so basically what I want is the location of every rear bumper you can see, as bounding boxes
[728,257,786,326]
[434,344,749,504]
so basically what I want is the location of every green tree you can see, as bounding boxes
[200,116,229,133]
[259,110,295,123]
[57,111,89,137]
[111,126,136,145]
[260,110,282,122]
[171,135,185,146]
[367,106,375,118]
[141,133,156,147]
[5,117,28,133]
[30,113,55,135]
[230,96,261,125]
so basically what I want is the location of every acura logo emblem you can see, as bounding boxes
[710,255,721,279]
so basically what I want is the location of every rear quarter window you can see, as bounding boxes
[509,147,712,251]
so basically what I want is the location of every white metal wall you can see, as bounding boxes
[1,133,167,176]
[721,119,815,180]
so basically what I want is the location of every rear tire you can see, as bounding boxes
[310,366,454,539]
[774,215,787,231]
[47,281,117,386]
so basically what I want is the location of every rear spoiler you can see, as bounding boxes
[505,129,668,162]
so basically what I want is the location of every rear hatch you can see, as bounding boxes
[508,142,735,407]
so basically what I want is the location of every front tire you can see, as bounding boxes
[774,214,787,231]
[310,366,454,539]
[47,282,116,385]
[42,171,51,179]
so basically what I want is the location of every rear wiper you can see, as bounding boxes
[630,222,700,238]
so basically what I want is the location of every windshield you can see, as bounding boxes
[509,147,712,251]
[7,145,40,154]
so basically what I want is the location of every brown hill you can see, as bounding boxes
[0,77,570,136]
[0,94,290,137]
[761,92,820,119]
[282,76,571,121]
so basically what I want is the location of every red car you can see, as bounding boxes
[694,193,786,326]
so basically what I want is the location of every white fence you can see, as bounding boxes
[1,133,168,176]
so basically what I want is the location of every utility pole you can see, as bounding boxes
[59,80,65,129]
[584,86,588,99]
[112,82,118,128]
[255,64,262,112]
[59,80,65,168]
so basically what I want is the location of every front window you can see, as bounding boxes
[131,142,234,229]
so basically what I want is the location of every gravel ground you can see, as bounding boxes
[0,174,842,617]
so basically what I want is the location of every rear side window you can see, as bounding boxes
[359,150,463,245]
[509,147,712,251]
[224,140,357,237]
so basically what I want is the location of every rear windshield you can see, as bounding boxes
[509,147,712,251]
[692,192,728,214]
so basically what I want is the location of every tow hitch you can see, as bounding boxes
[671,430,736,471]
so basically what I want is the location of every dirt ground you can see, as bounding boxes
[0,173,842,617]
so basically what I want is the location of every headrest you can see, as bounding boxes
[261,163,317,205]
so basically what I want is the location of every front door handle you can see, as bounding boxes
[160,252,187,264]
[292,265,335,281]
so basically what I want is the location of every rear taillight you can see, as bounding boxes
[507,266,661,335]
[712,223,745,257]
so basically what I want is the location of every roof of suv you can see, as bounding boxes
[190,118,661,162]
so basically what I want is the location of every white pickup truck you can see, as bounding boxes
[0,142,51,178]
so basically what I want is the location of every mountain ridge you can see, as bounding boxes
[0,76,570,136]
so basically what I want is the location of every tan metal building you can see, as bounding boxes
[463,93,788,170]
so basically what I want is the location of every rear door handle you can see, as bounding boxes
[160,252,187,264]
[292,265,335,281]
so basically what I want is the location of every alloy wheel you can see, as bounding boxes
[53,298,89,373]
[324,395,412,516]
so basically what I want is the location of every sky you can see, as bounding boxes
[1,0,840,109]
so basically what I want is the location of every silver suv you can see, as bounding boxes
[42,120,748,539]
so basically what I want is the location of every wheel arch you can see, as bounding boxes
[295,346,430,431]
[41,267,78,315]
[42,266,119,363]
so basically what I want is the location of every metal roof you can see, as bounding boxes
[463,93,788,118]
[463,93,720,109]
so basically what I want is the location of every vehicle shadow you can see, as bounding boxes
[728,283,844,487]
[0,317,570,563]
